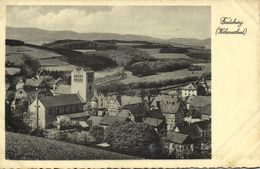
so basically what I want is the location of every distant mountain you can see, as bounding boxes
[6,27,161,45]
[166,38,211,49]
[6,27,210,48]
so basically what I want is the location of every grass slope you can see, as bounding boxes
[6,132,139,160]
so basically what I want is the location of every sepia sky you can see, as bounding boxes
[6,6,211,40]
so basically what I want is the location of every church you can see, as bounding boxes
[28,67,94,129]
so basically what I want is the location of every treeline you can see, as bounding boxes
[6,39,25,46]
[132,43,172,49]
[97,76,200,94]
[159,47,189,53]
[42,40,117,50]
[127,59,191,77]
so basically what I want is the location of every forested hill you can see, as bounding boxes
[6,27,210,49]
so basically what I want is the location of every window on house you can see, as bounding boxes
[19,91,22,94]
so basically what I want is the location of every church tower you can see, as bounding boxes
[71,67,94,102]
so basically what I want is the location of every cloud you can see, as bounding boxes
[6,6,210,39]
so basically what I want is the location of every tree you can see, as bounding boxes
[23,54,41,76]
[89,125,104,143]
[132,62,156,77]
[104,122,160,158]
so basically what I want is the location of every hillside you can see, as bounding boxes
[6,132,139,160]
[6,27,210,48]
[42,40,155,67]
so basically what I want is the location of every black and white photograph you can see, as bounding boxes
[5,5,211,160]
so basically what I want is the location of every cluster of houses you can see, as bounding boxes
[6,67,211,159]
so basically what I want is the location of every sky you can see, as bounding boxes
[6,6,211,40]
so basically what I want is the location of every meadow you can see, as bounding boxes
[139,48,191,59]
[6,132,139,160]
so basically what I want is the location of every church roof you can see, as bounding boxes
[39,94,85,108]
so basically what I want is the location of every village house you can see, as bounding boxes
[152,95,188,131]
[118,103,148,122]
[121,95,142,107]
[106,95,121,116]
[164,131,194,159]
[28,94,85,129]
[187,96,211,119]
[16,79,25,90]
[25,77,50,92]
[194,120,211,141]
[179,83,197,98]
[174,122,202,153]
[93,90,107,109]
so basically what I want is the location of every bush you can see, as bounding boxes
[131,62,156,77]
[89,125,104,144]
[104,122,160,158]
[66,131,90,145]
[56,116,76,130]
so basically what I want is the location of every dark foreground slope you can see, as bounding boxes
[6,132,139,160]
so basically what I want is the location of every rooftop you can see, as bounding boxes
[39,94,85,108]
[99,115,128,126]
[166,132,193,144]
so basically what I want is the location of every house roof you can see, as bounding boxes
[166,132,193,144]
[26,78,49,88]
[175,123,201,140]
[148,109,164,119]
[143,117,163,127]
[57,112,90,119]
[53,84,71,94]
[99,115,128,126]
[79,121,89,128]
[39,94,85,108]
[122,103,148,118]
[121,95,142,106]
[181,83,196,90]
[194,120,211,131]
[189,96,211,108]
[87,116,103,126]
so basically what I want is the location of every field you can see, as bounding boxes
[139,48,191,59]
[6,45,75,72]
[6,132,139,160]
[121,63,210,85]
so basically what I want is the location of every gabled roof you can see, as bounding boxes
[143,117,163,127]
[57,112,90,119]
[166,132,193,144]
[53,84,71,95]
[26,78,49,88]
[99,115,128,126]
[190,96,211,108]
[181,83,196,90]
[39,94,85,108]
[175,123,201,140]
[148,109,164,119]
[122,103,148,118]
[194,120,211,130]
